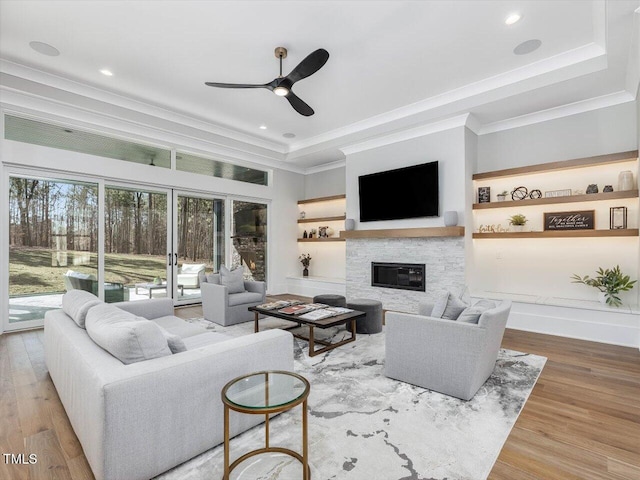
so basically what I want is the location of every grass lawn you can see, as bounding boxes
[9,247,169,296]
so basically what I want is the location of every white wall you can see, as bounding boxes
[303,167,345,199]
[346,126,467,230]
[478,102,637,171]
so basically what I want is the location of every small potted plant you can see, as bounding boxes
[508,214,527,232]
[571,265,636,307]
[497,190,508,202]
[299,253,312,277]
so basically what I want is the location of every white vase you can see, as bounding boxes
[511,225,525,232]
[618,171,634,191]
[597,291,607,305]
[345,218,355,231]
[443,211,458,227]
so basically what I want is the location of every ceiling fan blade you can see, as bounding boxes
[285,49,329,85]
[205,82,273,90]
[285,91,314,116]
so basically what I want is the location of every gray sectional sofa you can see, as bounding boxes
[44,293,293,480]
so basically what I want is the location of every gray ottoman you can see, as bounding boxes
[347,298,383,334]
[313,294,347,307]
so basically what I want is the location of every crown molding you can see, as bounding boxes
[477,90,634,135]
[339,114,470,156]
[305,159,346,174]
[0,59,288,155]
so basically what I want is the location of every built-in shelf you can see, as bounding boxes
[298,215,346,224]
[472,229,639,239]
[297,237,345,242]
[473,190,639,210]
[297,194,346,205]
[472,150,638,180]
[340,226,464,239]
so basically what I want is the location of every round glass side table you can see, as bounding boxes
[221,370,311,480]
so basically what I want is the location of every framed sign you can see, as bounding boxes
[610,207,627,229]
[478,187,490,203]
[544,189,571,198]
[544,210,595,231]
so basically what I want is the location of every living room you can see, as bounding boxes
[1,1,639,479]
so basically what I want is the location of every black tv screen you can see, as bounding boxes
[358,161,439,222]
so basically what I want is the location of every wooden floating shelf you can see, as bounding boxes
[298,215,346,224]
[340,226,465,239]
[473,190,639,210]
[472,229,639,239]
[472,150,638,181]
[297,238,345,242]
[297,194,346,205]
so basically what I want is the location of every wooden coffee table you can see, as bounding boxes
[249,306,365,357]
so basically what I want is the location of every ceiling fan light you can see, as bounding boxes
[273,86,289,96]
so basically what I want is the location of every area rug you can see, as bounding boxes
[156,319,546,480]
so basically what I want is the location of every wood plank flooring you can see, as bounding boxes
[1,303,638,480]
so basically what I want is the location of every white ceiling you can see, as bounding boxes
[0,0,638,170]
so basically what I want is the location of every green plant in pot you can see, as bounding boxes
[497,190,508,201]
[508,214,527,232]
[571,265,636,307]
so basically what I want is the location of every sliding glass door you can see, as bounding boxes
[174,193,225,303]
[104,185,171,302]
[8,175,98,327]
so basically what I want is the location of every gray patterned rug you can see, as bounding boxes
[156,318,546,480]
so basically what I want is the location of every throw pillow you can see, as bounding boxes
[431,291,468,320]
[158,327,187,354]
[62,290,102,328]
[205,273,221,285]
[456,306,484,324]
[85,304,171,364]
[219,265,245,294]
[473,299,497,310]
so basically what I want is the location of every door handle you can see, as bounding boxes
[167,253,172,266]
[174,253,178,266]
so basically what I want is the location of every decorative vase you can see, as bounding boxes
[597,291,607,305]
[586,184,598,194]
[345,218,355,231]
[619,171,634,191]
[511,225,525,232]
[303,267,309,277]
[497,194,507,202]
[443,211,458,227]
[603,185,613,193]
[303,230,308,238]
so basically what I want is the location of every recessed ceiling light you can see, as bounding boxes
[283,133,296,139]
[514,39,542,55]
[259,125,267,130]
[29,41,60,56]
[100,69,114,76]
[505,13,522,25]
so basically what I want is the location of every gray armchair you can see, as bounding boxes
[200,273,266,326]
[385,300,511,400]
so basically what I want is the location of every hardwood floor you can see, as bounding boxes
[1,305,638,480]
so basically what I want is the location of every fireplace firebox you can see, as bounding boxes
[371,262,425,291]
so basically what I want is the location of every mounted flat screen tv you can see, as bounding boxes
[358,161,439,222]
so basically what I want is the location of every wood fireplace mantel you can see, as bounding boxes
[339,226,465,239]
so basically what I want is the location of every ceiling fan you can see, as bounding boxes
[205,47,329,117]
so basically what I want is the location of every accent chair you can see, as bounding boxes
[385,299,511,400]
[200,272,266,326]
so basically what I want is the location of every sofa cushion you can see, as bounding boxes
[205,273,221,284]
[158,327,187,353]
[152,315,207,338]
[474,299,497,310]
[431,291,468,320]
[62,290,102,328]
[182,332,232,350]
[85,304,171,364]
[228,291,263,307]
[456,306,483,324]
[220,265,245,294]
[180,263,205,274]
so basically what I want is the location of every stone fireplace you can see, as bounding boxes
[346,236,465,312]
